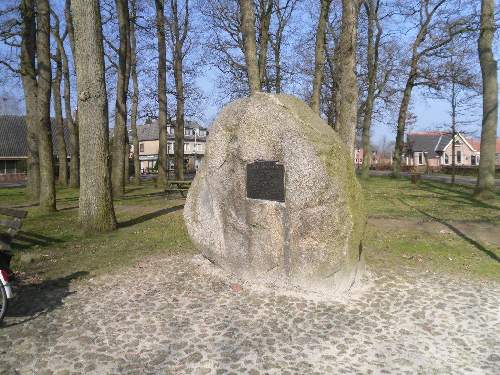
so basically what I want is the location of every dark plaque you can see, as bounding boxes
[246,160,285,202]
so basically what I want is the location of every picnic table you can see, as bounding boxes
[165,180,191,197]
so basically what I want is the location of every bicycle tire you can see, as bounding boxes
[0,283,7,322]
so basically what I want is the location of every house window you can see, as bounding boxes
[471,155,476,165]
[417,152,424,165]
[184,143,189,153]
[444,153,449,165]
[139,143,144,153]
[456,151,462,164]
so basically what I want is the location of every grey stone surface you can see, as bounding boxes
[184,93,365,292]
[0,255,499,375]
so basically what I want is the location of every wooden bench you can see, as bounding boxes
[165,180,191,197]
[0,207,27,268]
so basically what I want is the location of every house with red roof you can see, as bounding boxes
[404,131,481,171]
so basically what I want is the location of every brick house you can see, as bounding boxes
[132,118,207,174]
[0,115,71,183]
[405,131,480,171]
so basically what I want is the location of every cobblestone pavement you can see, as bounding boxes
[1,255,499,375]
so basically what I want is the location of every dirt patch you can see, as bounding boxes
[369,217,500,246]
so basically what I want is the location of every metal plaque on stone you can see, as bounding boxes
[246,160,285,202]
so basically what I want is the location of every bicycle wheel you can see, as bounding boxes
[0,283,7,322]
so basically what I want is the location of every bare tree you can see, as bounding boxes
[391,0,472,177]
[111,0,130,197]
[62,0,80,188]
[71,0,117,232]
[257,0,273,89]
[51,13,68,186]
[65,0,76,58]
[36,0,56,212]
[19,0,40,201]
[167,0,189,180]
[269,0,299,94]
[475,0,498,199]
[129,0,140,184]
[310,0,331,113]
[155,0,169,187]
[240,0,260,94]
[427,45,480,184]
[335,0,360,153]
[360,0,382,178]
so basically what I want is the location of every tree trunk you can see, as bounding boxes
[19,0,40,202]
[124,135,130,184]
[63,49,79,188]
[240,0,260,94]
[171,0,186,181]
[360,0,381,179]
[257,0,272,90]
[392,79,414,177]
[272,35,282,93]
[475,0,498,199]
[335,0,359,154]
[71,0,117,232]
[36,0,56,212]
[155,0,169,187]
[63,0,79,188]
[311,0,330,114]
[65,0,76,58]
[52,43,68,186]
[451,82,456,185]
[129,0,140,185]
[111,0,130,197]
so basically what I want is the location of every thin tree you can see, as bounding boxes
[63,0,80,188]
[335,0,360,153]
[71,0,117,232]
[51,14,68,186]
[36,0,56,212]
[129,0,140,184]
[360,0,382,179]
[270,0,299,94]
[168,0,189,180]
[240,0,260,94]
[257,0,273,90]
[155,0,169,187]
[475,0,498,199]
[311,0,331,114]
[391,0,471,177]
[428,48,480,184]
[65,0,76,58]
[111,0,130,197]
[19,0,40,201]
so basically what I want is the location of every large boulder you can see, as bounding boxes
[184,93,366,293]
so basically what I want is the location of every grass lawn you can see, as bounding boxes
[0,176,499,284]
[362,177,500,281]
[0,182,191,283]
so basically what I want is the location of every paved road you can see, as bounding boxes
[368,170,500,187]
[1,254,498,374]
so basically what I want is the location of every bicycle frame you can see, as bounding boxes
[0,269,13,299]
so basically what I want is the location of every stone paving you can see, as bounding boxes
[0,255,499,375]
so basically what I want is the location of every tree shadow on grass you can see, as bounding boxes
[118,205,184,228]
[397,198,500,263]
[2,271,88,327]
[418,181,500,212]
[10,230,64,250]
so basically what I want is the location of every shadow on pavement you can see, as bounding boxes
[2,271,88,327]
